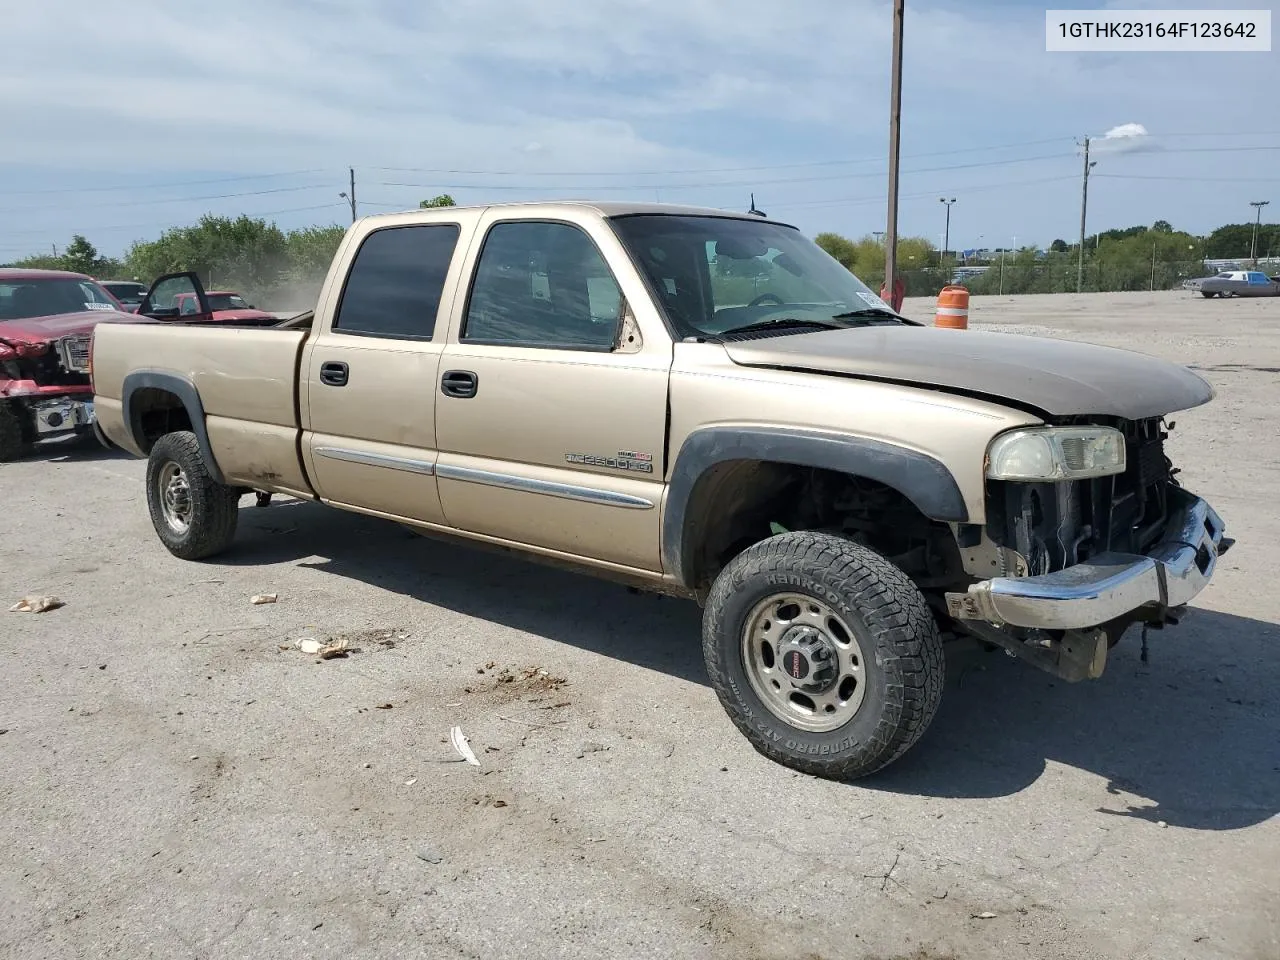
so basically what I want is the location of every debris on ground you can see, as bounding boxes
[463,665,568,699]
[416,847,443,864]
[375,703,393,710]
[450,726,480,766]
[9,595,64,613]
[317,639,350,660]
[297,638,322,655]
[250,594,278,605]
[577,741,607,759]
[971,912,997,920]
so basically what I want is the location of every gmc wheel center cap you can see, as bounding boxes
[776,626,838,692]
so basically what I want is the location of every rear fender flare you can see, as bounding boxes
[122,370,224,484]
[662,426,969,587]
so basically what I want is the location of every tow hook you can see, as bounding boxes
[255,491,273,508]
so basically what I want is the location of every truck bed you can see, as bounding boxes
[92,322,313,496]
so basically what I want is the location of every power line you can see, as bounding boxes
[1094,173,1280,183]
[0,183,333,214]
[373,152,1079,194]
[370,137,1077,177]
[0,169,325,198]
[0,202,348,241]
[767,175,1081,209]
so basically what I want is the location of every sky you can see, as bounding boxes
[2,0,1278,261]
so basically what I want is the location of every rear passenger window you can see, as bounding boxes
[334,224,460,339]
[462,221,622,349]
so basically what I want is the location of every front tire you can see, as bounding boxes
[0,401,30,462]
[146,431,240,560]
[703,531,944,780]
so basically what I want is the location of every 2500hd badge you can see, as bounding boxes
[565,450,654,473]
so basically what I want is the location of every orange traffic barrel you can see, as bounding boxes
[935,285,969,329]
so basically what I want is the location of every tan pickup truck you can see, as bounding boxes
[91,201,1231,779]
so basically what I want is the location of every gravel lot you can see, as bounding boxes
[2,290,1277,960]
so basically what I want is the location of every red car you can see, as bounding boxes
[174,290,279,325]
[0,268,142,460]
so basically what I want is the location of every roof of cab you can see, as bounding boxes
[360,200,795,228]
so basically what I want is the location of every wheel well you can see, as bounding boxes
[681,461,965,596]
[130,387,193,452]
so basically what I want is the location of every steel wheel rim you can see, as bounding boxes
[158,461,192,534]
[740,592,868,733]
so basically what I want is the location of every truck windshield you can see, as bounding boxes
[0,278,118,320]
[609,214,896,339]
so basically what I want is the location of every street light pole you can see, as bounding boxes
[882,0,905,298]
[1249,200,1269,265]
[939,197,955,282]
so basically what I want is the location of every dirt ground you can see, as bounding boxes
[1,290,1276,960]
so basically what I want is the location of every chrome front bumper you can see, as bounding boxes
[30,398,95,436]
[947,487,1229,631]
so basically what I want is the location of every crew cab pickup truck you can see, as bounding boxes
[90,201,1231,779]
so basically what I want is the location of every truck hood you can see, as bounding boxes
[723,325,1213,421]
[0,309,139,344]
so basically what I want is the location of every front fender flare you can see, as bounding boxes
[662,426,969,586]
[122,370,225,484]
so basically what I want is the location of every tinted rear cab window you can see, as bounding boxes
[335,224,461,339]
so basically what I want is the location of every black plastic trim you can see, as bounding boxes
[662,426,969,585]
[122,370,224,484]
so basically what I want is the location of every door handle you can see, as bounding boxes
[320,361,348,387]
[441,369,478,399]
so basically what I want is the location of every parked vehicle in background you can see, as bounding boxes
[99,280,149,312]
[171,290,280,326]
[0,268,137,460]
[91,202,1230,779]
[1186,270,1280,297]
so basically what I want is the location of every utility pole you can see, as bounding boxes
[1076,136,1094,293]
[882,0,905,298]
[1249,200,1269,265]
[339,167,357,223]
[1151,239,1157,291]
[939,197,956,282]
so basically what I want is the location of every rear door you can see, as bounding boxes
[301,217,474,524]
[433,212,671,571]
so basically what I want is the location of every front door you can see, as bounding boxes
[138,272,212,323]
[434,216,670,571]
[302,220,467,525]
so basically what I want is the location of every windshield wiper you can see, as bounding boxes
[713,317,844,338]
[829,308,901,323]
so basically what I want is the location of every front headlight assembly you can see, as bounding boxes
[986,426,1126,481]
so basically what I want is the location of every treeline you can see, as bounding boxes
[816,219,1278,298]
[6,200,1276,304]
[6,195,457,310]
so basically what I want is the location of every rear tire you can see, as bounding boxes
[146,431,240,560]
[0,402,30,462]
[703,531,944,780]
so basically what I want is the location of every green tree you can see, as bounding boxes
[285,225,346,279]
[1152,219,1174,233]
[1050,239,1069,253]
[62,235,101,275]
[126,215,288,299]
[420,194,456,208]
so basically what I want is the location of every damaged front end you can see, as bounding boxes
[945,417,1232,682]
[0,332,97,449]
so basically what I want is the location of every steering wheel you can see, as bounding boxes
[748,292,784,307]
